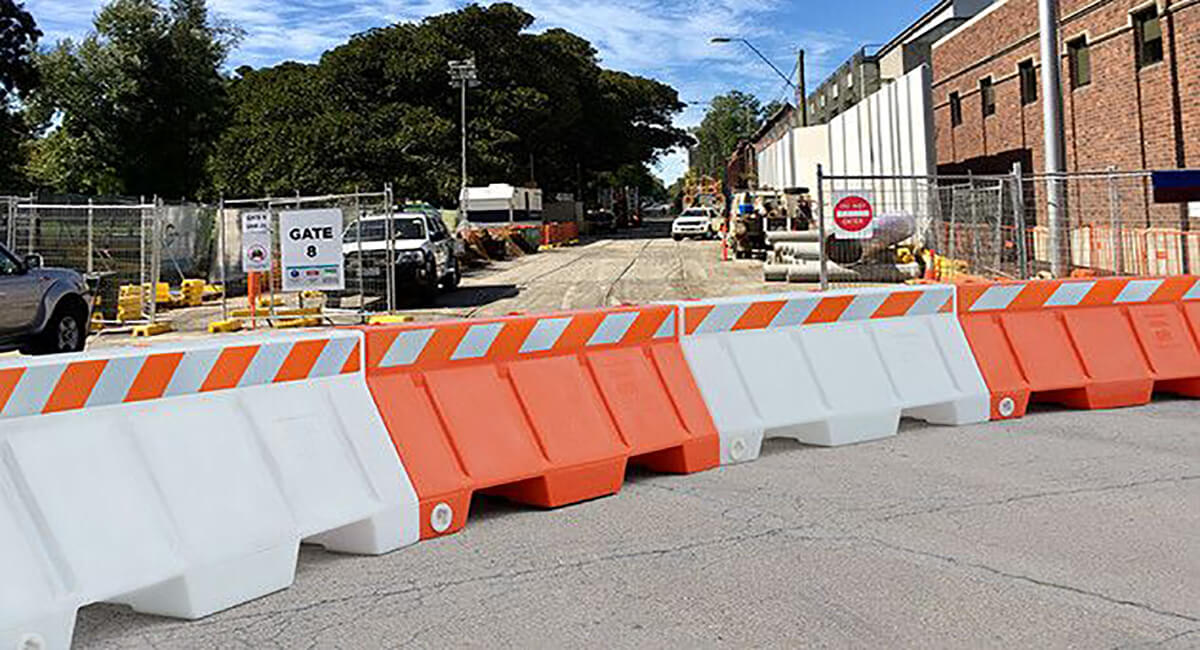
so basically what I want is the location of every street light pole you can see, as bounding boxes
[1037,0,1069,276]
[448,58,479,221]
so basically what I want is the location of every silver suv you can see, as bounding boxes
[0,243,92,355]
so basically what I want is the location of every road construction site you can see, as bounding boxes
[82,217,780,349]
[56,218,1200,650]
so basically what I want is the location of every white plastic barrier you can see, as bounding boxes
[673,285,989,463]
[0,330,420,649]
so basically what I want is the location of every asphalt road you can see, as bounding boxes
[72,221,1200,648]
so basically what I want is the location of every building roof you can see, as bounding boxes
[750,103,796,146]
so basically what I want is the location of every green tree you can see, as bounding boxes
[690,90,768,184]
[0,0,40,189]
[211,3,689,205]
[28,0,238,196]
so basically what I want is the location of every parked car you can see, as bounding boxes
[672,207,716,240]
[0,242,93,355]
[585,209,616,233]
[342,207,460,303]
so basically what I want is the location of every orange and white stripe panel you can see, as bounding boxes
[681,285,955,335]
[365,305,677,370]
[958,276,1200,313]
[0,332,362,420]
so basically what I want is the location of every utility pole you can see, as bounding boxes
[1038,0,1069,276]
[798,49,808,126]
[448,58,479,220]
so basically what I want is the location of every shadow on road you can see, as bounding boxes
[432,283,520,309]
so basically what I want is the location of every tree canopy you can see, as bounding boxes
[27,0,238,197]
[689,90,773,184]
[0,0,40,189]
[210,3,688,204]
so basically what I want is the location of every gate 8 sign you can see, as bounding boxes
[280,209,345,292]
[832,191,875,240]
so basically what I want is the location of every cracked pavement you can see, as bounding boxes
[70,226,1200,648]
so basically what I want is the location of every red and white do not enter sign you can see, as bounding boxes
[832,193,875,240]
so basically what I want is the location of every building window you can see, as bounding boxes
[1019,60,1037,105]
[847,71,854,87]
[832,83,839,99]
[820,93,826,108]
[979,77,995,117]
[1068,36,1091,88]
[950,92,962,127]
[1134,7,1164,68]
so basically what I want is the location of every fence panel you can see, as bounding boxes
[10,199,159,322]
[808,169,1200,290]
[220,189,393,322]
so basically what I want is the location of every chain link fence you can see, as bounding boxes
[219,188,394,324]
[801,168,1200,289]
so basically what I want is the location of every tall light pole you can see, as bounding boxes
[1037,0,1069,276]
[448,58,479,219]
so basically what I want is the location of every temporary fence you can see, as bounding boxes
[5,198,166,324]
[218,187,394,324]
[804,167,1200,288]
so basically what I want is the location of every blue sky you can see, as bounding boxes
[25,0,931,184]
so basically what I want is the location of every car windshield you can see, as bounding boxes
[346,217,425,242]
[681,209,709,218]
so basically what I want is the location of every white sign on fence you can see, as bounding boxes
[279,209,345,291]
[241,211,272,273]
[832,190,875,240]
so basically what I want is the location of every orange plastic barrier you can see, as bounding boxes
[361,305,719,539]
[958,276,1200,419]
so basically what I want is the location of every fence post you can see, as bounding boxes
[384,183,396,314]
[150,198,163,324]
[815,164,828,291]
[1011,162,1029,279]
[1106,166,1123,275]
[218,196,228,322]
[86,198,94,274]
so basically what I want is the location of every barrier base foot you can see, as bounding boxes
[419,493,471,540]
[631,437,720,474]
[115,543,298,619]
[2,610,77,650]
[904,395,991,426]
[1037,380,1154,411]
[305,506,411,555]
[1156,378,1200,398]
[774,410,900,447]
[719,427,765,464]
[487,457,626,508]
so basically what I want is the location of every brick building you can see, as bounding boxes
[932,0,1198,176]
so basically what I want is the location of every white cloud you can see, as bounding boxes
[22,0,857,184]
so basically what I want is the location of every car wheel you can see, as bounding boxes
[33,301,87,355]
[441,258,461,292]
[419,259,439,302]
[673,234,682,241]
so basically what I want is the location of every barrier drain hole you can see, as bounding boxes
[998,397,1016,418]
[730,438,748,462]
[431,503,454,533]
[20,634,45,650]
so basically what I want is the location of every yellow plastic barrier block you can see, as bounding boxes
[367,315,414,325]
[207,319,243,333]
[132,322,174,337]
[230,307,321,318]
[274,317,322,329]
